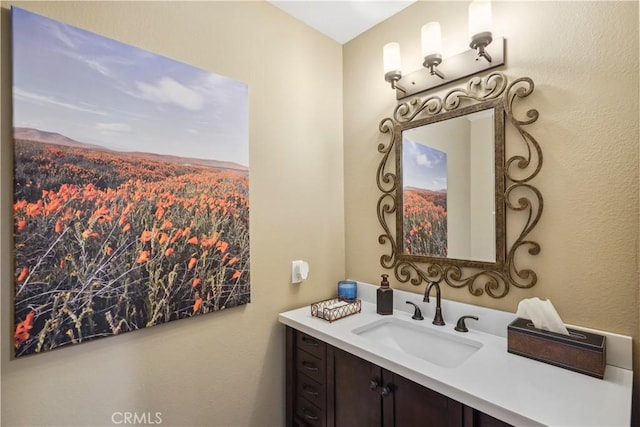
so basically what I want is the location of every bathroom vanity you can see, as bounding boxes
[279,282,633,427]
[286,327,509,427]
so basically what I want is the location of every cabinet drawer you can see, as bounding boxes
[296,332,326,360]
[295,395,325,427]
[296,349,325,384]
[296,373,325,411]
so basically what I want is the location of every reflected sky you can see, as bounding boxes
[403,138,447,191]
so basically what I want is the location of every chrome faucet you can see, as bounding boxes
[423,281,445,326]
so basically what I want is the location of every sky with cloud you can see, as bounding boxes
[402,138,447,191]
[11,7,248,167]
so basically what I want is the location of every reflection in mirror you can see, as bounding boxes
[401,108,496,263]
[377,73,542,298]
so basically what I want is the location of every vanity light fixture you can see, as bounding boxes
[382,0,504,100]
[421,22,445,79]
[468,0,493,62]
[383,42,404,91]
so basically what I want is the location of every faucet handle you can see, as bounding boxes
[405,301,424,320]
[454,315,479,332]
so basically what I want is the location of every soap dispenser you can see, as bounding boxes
[377,274,393,315]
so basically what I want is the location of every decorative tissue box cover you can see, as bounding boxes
[311,297,361,322]
[507,318,606,379]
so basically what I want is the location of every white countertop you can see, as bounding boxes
[278,282,633,427]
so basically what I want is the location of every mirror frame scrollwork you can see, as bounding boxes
[377,72,542,298]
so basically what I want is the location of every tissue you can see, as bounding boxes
[515,297,569,335]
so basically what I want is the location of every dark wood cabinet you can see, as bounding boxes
[329,346,465,427]
[286,326,512,427]
[464,408,513,427]
[287,327,328,427]
[331,346,382,426]
[385,369,464,427]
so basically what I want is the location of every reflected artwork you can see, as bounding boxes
[402,139,447,257]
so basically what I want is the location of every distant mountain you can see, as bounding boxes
[404,186,447,194]
[14,127,106,150]
[13,127,248,173]
[126,151,248,173]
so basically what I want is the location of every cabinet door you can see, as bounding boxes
[330,347,383,427]
[385,371,464,427]
[465,407,513,427]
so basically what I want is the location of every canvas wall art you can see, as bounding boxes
[12,7,249,357]
[402,139,448,258]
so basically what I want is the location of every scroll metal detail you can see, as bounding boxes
[377,72,542,298]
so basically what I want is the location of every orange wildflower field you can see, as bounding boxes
[403,188,447,258]
[13,139,249,356]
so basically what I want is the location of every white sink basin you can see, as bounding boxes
[352,317,483,368]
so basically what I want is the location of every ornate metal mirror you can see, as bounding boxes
[377,72,542,298]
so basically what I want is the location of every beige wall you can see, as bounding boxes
[1,1,638,426]
[343,0,639,421]
[0,1,344,426]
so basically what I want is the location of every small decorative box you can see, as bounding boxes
[507,318,606,379]
[311,297,361,322]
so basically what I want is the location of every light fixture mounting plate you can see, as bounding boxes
[395,37,505,100]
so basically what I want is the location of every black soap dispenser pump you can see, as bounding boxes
[377,274,393,315]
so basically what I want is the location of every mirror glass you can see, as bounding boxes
[397,102,503,265]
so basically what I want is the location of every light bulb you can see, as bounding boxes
[421,22,442,58]
[468,0,492,38]
[383,42,401,75]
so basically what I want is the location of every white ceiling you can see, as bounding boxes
[268,0,417,44]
